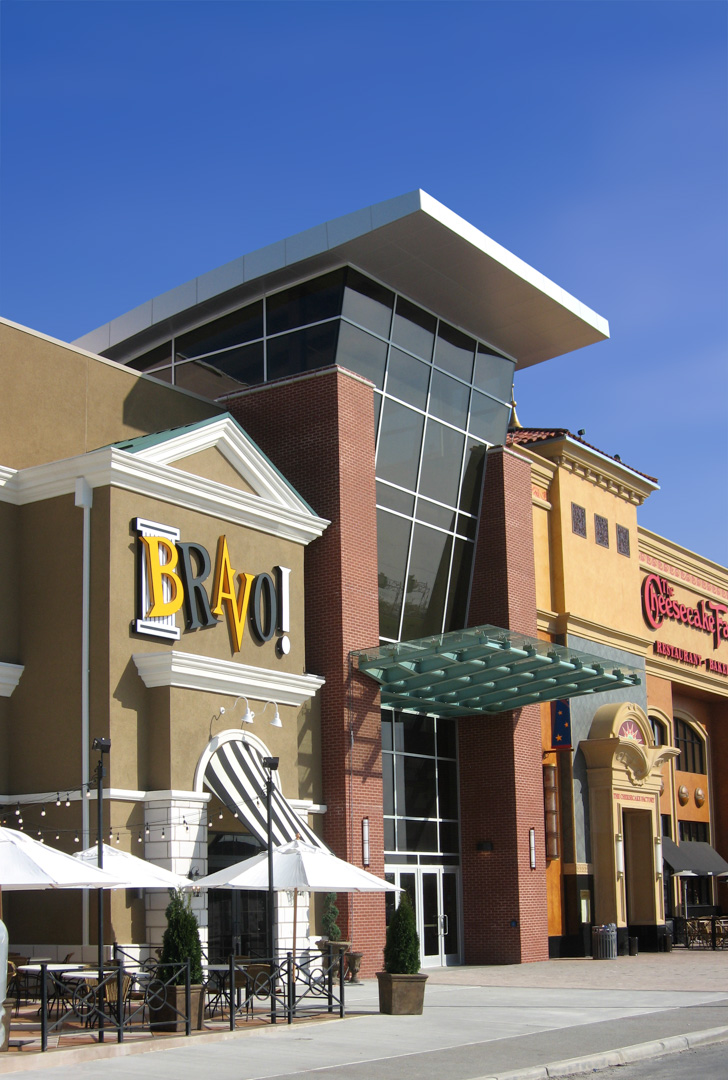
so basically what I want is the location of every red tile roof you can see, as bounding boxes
[506,427,658,484]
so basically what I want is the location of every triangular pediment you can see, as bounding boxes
[171,447,257,495]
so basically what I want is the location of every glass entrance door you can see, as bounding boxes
[387,866,461,967]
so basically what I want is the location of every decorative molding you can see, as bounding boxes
[551,447,656,506]
[563,862,592,876]
[0,430,329,547]
[0,661,24,697]
[133,650,325,706]
[558,612,651,654]
[646,654,728,697]
[638,536,728,602]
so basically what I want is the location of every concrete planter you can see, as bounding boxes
[376,972,428,1015]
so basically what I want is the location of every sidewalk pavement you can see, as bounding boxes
[3,951,727,1079]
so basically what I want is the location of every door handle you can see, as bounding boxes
[440,915,449,937]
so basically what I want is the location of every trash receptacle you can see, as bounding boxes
[629,936,639,956]
[592,923,618,959]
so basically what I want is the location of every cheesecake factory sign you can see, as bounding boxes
[134,518,291,655]
[642,573,728,653]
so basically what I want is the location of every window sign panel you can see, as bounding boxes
[429,369,470,429]
[386,347,431,410]
[392,296,436,361]
[469,390,509,444]
[266,269,345,336]
[376,400,425,491]
[266,322,339,381]
[336,321,388,388]
[418,420,465,504]
[401,524,453,640]
[342,269,394,339]
[435,324,475,382]
[377,510,412,640]
[474,345,515,402]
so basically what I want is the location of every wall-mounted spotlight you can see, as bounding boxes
[615,832,624,877]
[529,828,536,870]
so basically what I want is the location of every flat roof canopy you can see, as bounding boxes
[663,838,728,877]
[75,191,609,370]
[353,625,641,718]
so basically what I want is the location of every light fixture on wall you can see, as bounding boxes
[655,834,663,878]
[262,701,282,728]
[231,696,255,725]
[362,817,370,866]
[529,828,536,870]
[615,832,624,877]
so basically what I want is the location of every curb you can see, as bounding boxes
[477,1025,728,1079]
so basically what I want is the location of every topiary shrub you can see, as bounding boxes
[383,891,420,974]
[159,889,204,984]
[321,892,342,941]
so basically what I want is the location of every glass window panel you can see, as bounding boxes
[381,715,393,751]
[436,718,457,759]
[401,524,453,640]
[383,818,396,850]
[373,392,382,438]
[442,873,459,954]
[459,440,486,515]
[416,499,456,531]
[342,269,394,339]
[422,872,439,954]
[127,343,172,371]
[377,483,415,516]
[377,510,412,640]
[266,322,339,381]
[148,365,173,383]
[429,370,470,429]
[439,821,460,854]
[397,819,438,852]
[266,270,345,336]
[474,346,515,402]
[392,297,435,361]
[400,872,417,908]
[394,713,435,756]
[174,360,241,398]
[445,537,474,632]
[386,347,430,410]
[176,301,264,360]
[402,757,437,817]
[207,340,264,387]
[385,875,396,923]
[435,323,475,381]
[336,321,388,388]
[437,760,459,819]
[469,391,510,444]
[376,400,424,491]
[418,420,465,504]
[382,753,394,815]
[456,513,477,539]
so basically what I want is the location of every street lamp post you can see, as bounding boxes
[92,736,110,1039]
[262,755,279,1024]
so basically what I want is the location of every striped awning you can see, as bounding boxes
[353,624,642,718]
[204,736,327,851]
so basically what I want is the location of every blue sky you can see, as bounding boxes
[1,0,726,563]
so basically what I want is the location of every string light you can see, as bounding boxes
[15,804,20,816]
[116,833,120,844]
[65,795,71,807]
[40,806,46,817]
[161,827,165,840]
[74,833,79,843]
[85,787,92,798]
[56,794,61,807]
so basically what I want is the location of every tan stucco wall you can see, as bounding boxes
[0,320,221,470]
[173,448,257,494]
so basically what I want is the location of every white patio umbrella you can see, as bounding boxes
[196,837,398,958]
[74,843,192,890]
[0,828,123,897]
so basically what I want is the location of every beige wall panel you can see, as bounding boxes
[11,496,86,792]
[532,503,553,614]
[552,468,643,638]
[0,322,220,469]
[297,697,323,805]
[172,448,256,494]
[0,503,20,660]
[646,674,673,717]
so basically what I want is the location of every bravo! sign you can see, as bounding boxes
[136,521,291,655]
[642,574,727,651]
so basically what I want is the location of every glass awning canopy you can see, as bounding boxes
[352,625,642,718]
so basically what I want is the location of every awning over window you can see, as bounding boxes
[352,625,642,718]
[663,838,728,877]
[204,737,327,851]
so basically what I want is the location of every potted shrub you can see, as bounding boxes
[316,892,350,956]
[150,889,205,1032]
[376,892,427,1014]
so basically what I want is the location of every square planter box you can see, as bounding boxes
[376,972,428,1015]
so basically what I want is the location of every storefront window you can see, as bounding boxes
[674,719,706,773]
[266,269,345,336]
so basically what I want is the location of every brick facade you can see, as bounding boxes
[227,366,385,974]
[460,446,549,963]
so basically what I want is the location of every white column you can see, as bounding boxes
[144,795,209,952]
